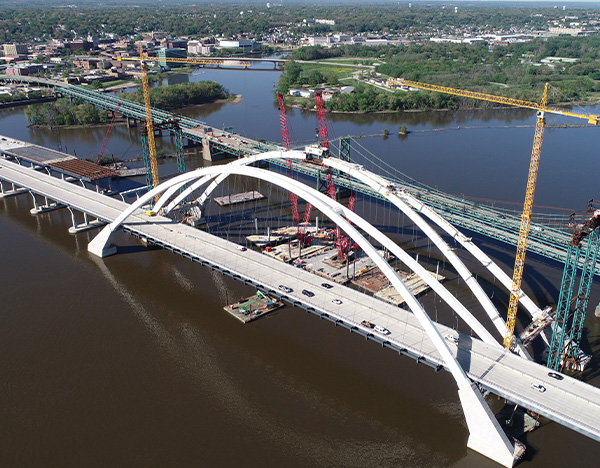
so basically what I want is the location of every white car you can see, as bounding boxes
[332,298,343,305]
[374,325,391,335]
[444,333,459,344]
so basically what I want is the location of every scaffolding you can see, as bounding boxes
[547,209,600,371]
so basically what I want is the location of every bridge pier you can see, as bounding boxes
[29,192,62,214]
[67,207,106,234]
[0,180,27,198]
[126,117,138,128]
[202,138,213,161]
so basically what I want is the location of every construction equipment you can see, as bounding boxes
[278,92,314,245]
[96,103,121,164]
[278,92,300,226]
[115,51,252,199]
[138,48,160,199]
[547,206,600,371]
[387,77,600,350]
[315,91,330,152]
[315,91,358,260]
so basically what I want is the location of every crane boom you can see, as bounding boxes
[96,103,121,164]
[387,77,599,350]
[386,78,600,125]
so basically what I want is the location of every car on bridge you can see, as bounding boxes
[332,298,343,305]
[278,285,293,293]
[374,325,391,335]
[361,320,375,329]
[444,333,459,344]
[531,383,546,393]
[548,372,564,381]
[302,289,315,297]
[321,283,334,289]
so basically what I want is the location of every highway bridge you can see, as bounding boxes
[1,145,599,467]
[0,76,594,273]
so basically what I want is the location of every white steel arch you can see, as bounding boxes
[88,161,517,466]
[96,159,499,348]
[171,151,537,354]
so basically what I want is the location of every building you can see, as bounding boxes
[157,47,187,68]
[66,41,94,52]
[5,64,43,76]
[217,39,256,50]
[164,39,187,49]
[3,43,28,56]
[289,89,314,98]
[549,27,583,36]
[188,40,214,56]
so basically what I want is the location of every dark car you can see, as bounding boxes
[548,372,564,381]
[321,282,334,289]
[361,320,375,329]
[302,289,315,297]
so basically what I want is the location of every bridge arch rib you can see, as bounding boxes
[165,152,534,356]
[88,158,519,467]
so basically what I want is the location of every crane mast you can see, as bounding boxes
[504,83,548,349]
[139,51,160,196]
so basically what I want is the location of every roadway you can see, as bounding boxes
[1,155,599,443]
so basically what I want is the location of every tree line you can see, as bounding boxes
[121,81,227,110]
[24,81,227,126]
[25,98,109,126]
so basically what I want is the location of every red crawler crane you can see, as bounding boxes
[96,103,121,164]
[316,92,357,260]
[278,93,300,226]
[278,93,313,244]
[315,92,330,151]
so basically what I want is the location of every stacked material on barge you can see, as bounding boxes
[223,290,284,323]
[214,190,264,206]
[246,224,322,248]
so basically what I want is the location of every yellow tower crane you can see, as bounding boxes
[116,51,250,198]
[387,78,599,350]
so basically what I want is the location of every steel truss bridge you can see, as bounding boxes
[1,148,599,468]
[1,76,594,273]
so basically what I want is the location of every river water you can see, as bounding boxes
[1,63,599,467]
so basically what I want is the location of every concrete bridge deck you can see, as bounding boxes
[1,155,599,444]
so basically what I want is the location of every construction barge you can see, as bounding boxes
[223,290,284,323]
[214,190,264,206]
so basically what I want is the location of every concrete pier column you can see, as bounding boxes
[29,192,63,214]
[67,207,105,234]
[202,138,212,161]
[0,180,27,198]
[30,191,39,211]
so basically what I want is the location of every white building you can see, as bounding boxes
[289,89,314,98]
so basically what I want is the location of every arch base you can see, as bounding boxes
[88,225,118,258]
[459,383,518,467]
